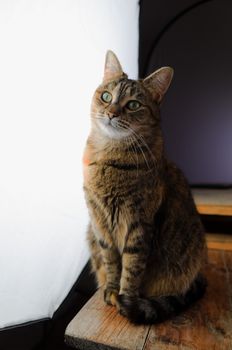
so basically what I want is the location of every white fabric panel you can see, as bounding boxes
[0,0,139,328]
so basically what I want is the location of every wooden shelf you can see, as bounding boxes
[65,248,232,350]
[192,188,232,216]
[206,233,232,251]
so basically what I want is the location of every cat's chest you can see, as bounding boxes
[104,201,127,254]
[84,160,133,196]
[88,190,128,254]
[84,172,129,253]
[82,141,147,199]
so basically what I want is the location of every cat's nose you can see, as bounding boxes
[107,103,121,119]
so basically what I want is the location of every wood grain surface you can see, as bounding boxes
[143,250,232,350]
[65,289,150,350]
[65,249,232,350]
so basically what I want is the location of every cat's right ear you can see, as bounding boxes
[103,50,124,82]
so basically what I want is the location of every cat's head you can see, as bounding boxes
[91,50,173,140]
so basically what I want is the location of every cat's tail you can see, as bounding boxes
[117,274,206,324]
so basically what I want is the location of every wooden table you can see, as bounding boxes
[65,248,232,350]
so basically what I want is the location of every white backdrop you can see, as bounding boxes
[0,0,138,328]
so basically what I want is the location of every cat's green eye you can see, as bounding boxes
[126,100,141,111]
[101,91,112,103]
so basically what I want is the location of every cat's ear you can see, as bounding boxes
[143,67,174,103]
[103,50,125,82]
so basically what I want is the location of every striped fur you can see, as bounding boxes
[83,51,207,324]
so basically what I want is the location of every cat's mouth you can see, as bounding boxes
[97,115,131,139]
[107,117,128,131]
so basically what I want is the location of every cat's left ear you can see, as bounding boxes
[103,50,125,82]
[143,67,174,104]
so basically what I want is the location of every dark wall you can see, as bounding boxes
[139,0,232,186]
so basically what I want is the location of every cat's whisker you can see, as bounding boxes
[112,122,139,174]
[131,134,151,171]
[91,112,106,119]
[96,116,155,172]
[124,137,134,166]
[128,135,139,177]
[126,126,157,169]
[124,135,137,166]
[91,116,103,120]
[117,122,152,171]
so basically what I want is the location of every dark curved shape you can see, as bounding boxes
[139,0,213,78]
[139,0,232,185]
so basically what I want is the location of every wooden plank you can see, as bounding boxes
[65,289,150,350]
[206,233,232,251]
[197,205,232,216]
[192,188,232,216]
[65,249,232,350]
[143,250,232,350]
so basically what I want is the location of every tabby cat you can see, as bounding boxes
[83,50,206,324]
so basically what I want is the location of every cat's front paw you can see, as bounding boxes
[104,288,119,306]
